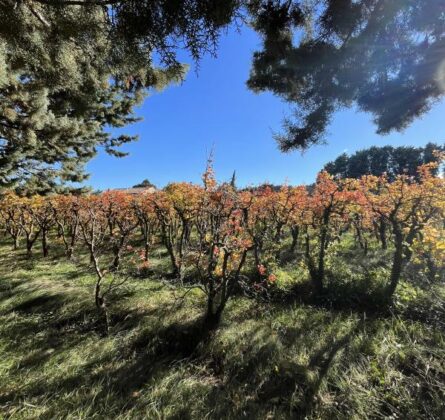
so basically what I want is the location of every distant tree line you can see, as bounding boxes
[324,143,445,180]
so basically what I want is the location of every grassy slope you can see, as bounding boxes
[0,240,444,419]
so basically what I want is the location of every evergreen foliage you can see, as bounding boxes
[132,179,156,189]
[2,0,445,191]
[0,0,239,188]
[324,143,444,180]
[247,0,445,150]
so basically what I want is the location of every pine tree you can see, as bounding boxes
[247,0,445,150]
[0,1,239,189]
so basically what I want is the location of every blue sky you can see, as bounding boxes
[86,25,445,190]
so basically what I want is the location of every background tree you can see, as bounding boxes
[152,183,201,280]
[360,161,444,298]
[107,192,139,271]
[247,0,445,150]
[303,172,356,294]
[51,195,80,260]
[324,143,445,180]
[193,165,253,328]
[133,194,158,262]
[132,179,156,189]
[17,197,41,256]
[0,191,23,249]
[28,196,55,257]
[78,195,112,331]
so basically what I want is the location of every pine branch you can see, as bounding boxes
[33,0,123,6]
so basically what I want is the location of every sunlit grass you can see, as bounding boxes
[0,239,444,419]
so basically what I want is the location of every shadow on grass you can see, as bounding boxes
[1,311,213,411]
[233,313,380,418]
[9,294,63,314]
[0,278,27,296]
[1,238,441,418]
[285,275,445,336]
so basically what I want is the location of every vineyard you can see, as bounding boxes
[2,1,445,418]
[0,161,444,418]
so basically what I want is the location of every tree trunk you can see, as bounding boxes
[89,246,109,334]
[403,226,418,262]
[204,307,223,330]
[379,217,387,250]
[372,221,380,242]
[355,225,364,249]
[142,221,150,261]
[290,226,299,254]
[204,290,224,330]
[95,276,103,309]
[274,223,283,243]
[166,240,179,278]
[161,224,180,277]
[387,225,403,298]
[108,220,114,237]
[42,228,49,257]
[315,211,330,294]
[253,239,263,267]
[67,221,78,260]
[95,276,109,334]
[426,255,438,283]
[27,243,33,256]
[305,234,323,295]
[112,235,126,270]
[26,235,35,257]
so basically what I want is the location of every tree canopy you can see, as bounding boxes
[324,143,444,180]
[0,0,240,189]
[132,179,156,189]
[247,0,445,150]
[2,0,445,192]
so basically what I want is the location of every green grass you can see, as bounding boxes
[0,240,444,419]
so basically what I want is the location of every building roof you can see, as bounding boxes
[110,187,156,195]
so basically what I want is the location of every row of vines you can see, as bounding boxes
[1,160,444,330]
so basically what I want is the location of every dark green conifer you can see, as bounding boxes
[247,1,445,150]
[0,0,239,188]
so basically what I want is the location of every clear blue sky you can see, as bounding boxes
[86,25,445,190]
